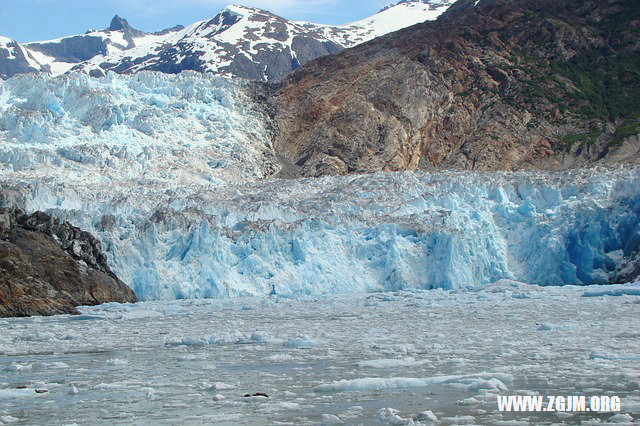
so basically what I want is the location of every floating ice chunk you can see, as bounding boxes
[590,351,640,361]
[464,378,508,393]
[284,335,321,348]
[377,408,415,425]
[554,411,575,418]
[275,401,299,410]
[321,413,343,424]
[537,323,554,331]
[42,362,69,369]
[607,413,634,423]
[14,332,55,341]
[250,332,282,344]
[213,394,226,401]
[263,354,296,363]
[415,410,438,423]
[0,416,19,424]
[457,397,481,406]
[105,358,128,366]
[582,283,640,298]
[167,330,247,346]
[356,357,426,369]
[0,388,37,399]
[121,309,163,319]
[68,386,79,395]
[177,354,208,362]
[314,373,512,393]
[202,382,235,392]
[440,415,475,424]
[3,363,32,372]
[537,323,575,332]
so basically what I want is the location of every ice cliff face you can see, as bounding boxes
[0,72,638,301]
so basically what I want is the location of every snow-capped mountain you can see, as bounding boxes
[24,16,184,78]
[1,0,453,82]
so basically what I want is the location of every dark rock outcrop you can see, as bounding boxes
[271,0,640,177]
[0,38,42,79]
[27,36,109,64]
[0,208,136,317]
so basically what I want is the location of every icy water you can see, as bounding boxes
[1,281,639,425]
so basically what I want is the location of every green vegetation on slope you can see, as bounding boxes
[551,51,640,122]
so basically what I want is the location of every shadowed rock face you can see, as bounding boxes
[0,39,41,79]
[271,0,640,177]
[0,208,137,317]
[28,36,109,63]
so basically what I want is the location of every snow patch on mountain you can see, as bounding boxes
[342,0,452,45]
[23,18,184,79]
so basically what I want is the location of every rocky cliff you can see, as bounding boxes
[271,0,640,177]
[0,206,137,317]
[0,37,44,79]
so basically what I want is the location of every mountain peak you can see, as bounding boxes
[222,4,253,15]
[109,15,131,32]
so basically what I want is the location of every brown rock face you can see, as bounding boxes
[271,0,640,177]
[0,208,137,317]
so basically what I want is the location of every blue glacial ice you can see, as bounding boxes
[0,72,639,301]
[2,168,636,301]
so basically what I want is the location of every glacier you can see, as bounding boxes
[0,72,639,301]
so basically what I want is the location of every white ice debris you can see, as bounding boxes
[314,373,513,393]
[356,357,427,369]
[607,413,634,423]
[3,363,32,372]
[589,351,640,361]
[105,358,128,366]
[582,282,640,297]
[321,414,343,424]
[377,408,415,425]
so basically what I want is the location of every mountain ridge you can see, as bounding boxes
[0,1,453,82]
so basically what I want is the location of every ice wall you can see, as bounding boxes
[4,169,638,301]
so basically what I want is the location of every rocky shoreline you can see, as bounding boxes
[0,207,136,317]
